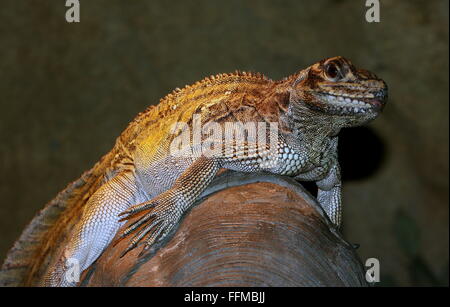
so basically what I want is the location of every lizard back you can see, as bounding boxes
[0,71,293,286]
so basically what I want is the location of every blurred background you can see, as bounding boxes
[0,0,448,286]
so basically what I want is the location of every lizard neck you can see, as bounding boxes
[274,76,342,151]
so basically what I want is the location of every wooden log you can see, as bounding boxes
[81,173,368,287]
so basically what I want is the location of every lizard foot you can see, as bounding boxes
[117,193,181,258]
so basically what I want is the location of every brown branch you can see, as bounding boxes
[81,173,368,287]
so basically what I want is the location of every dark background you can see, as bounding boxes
[0,0,448,286]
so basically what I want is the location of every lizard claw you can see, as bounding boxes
[118,199,159,218]
[138,221,168,257]
[117,194,180,258]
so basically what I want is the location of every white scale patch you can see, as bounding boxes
[325,94,372,113]
[275,145,306,175]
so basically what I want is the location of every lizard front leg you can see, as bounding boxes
[118,156,220,257]
[316,162,342,227]
[294,136,342,227]
[44,171,141,286]
[294,162,341,227]
[295,161,342,227]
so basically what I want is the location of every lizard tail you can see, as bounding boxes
[0,151,115,286]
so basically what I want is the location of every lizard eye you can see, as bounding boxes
[325,62,341,80]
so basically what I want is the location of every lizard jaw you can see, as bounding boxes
[317,90,387,116]
[324,94,378,114]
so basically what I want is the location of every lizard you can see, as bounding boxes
[0,56,387,287]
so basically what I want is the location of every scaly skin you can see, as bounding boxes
[2,56,388,286]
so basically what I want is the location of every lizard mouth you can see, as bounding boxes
[320,91,386,115]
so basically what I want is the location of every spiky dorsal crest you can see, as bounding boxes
[159,70,271,103]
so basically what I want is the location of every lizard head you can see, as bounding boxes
[289,56,388,127]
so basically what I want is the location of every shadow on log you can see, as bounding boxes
[81,173,368,287]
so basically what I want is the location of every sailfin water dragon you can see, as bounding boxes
[0,56,387,286]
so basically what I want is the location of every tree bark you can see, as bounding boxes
[81,172,368,287]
